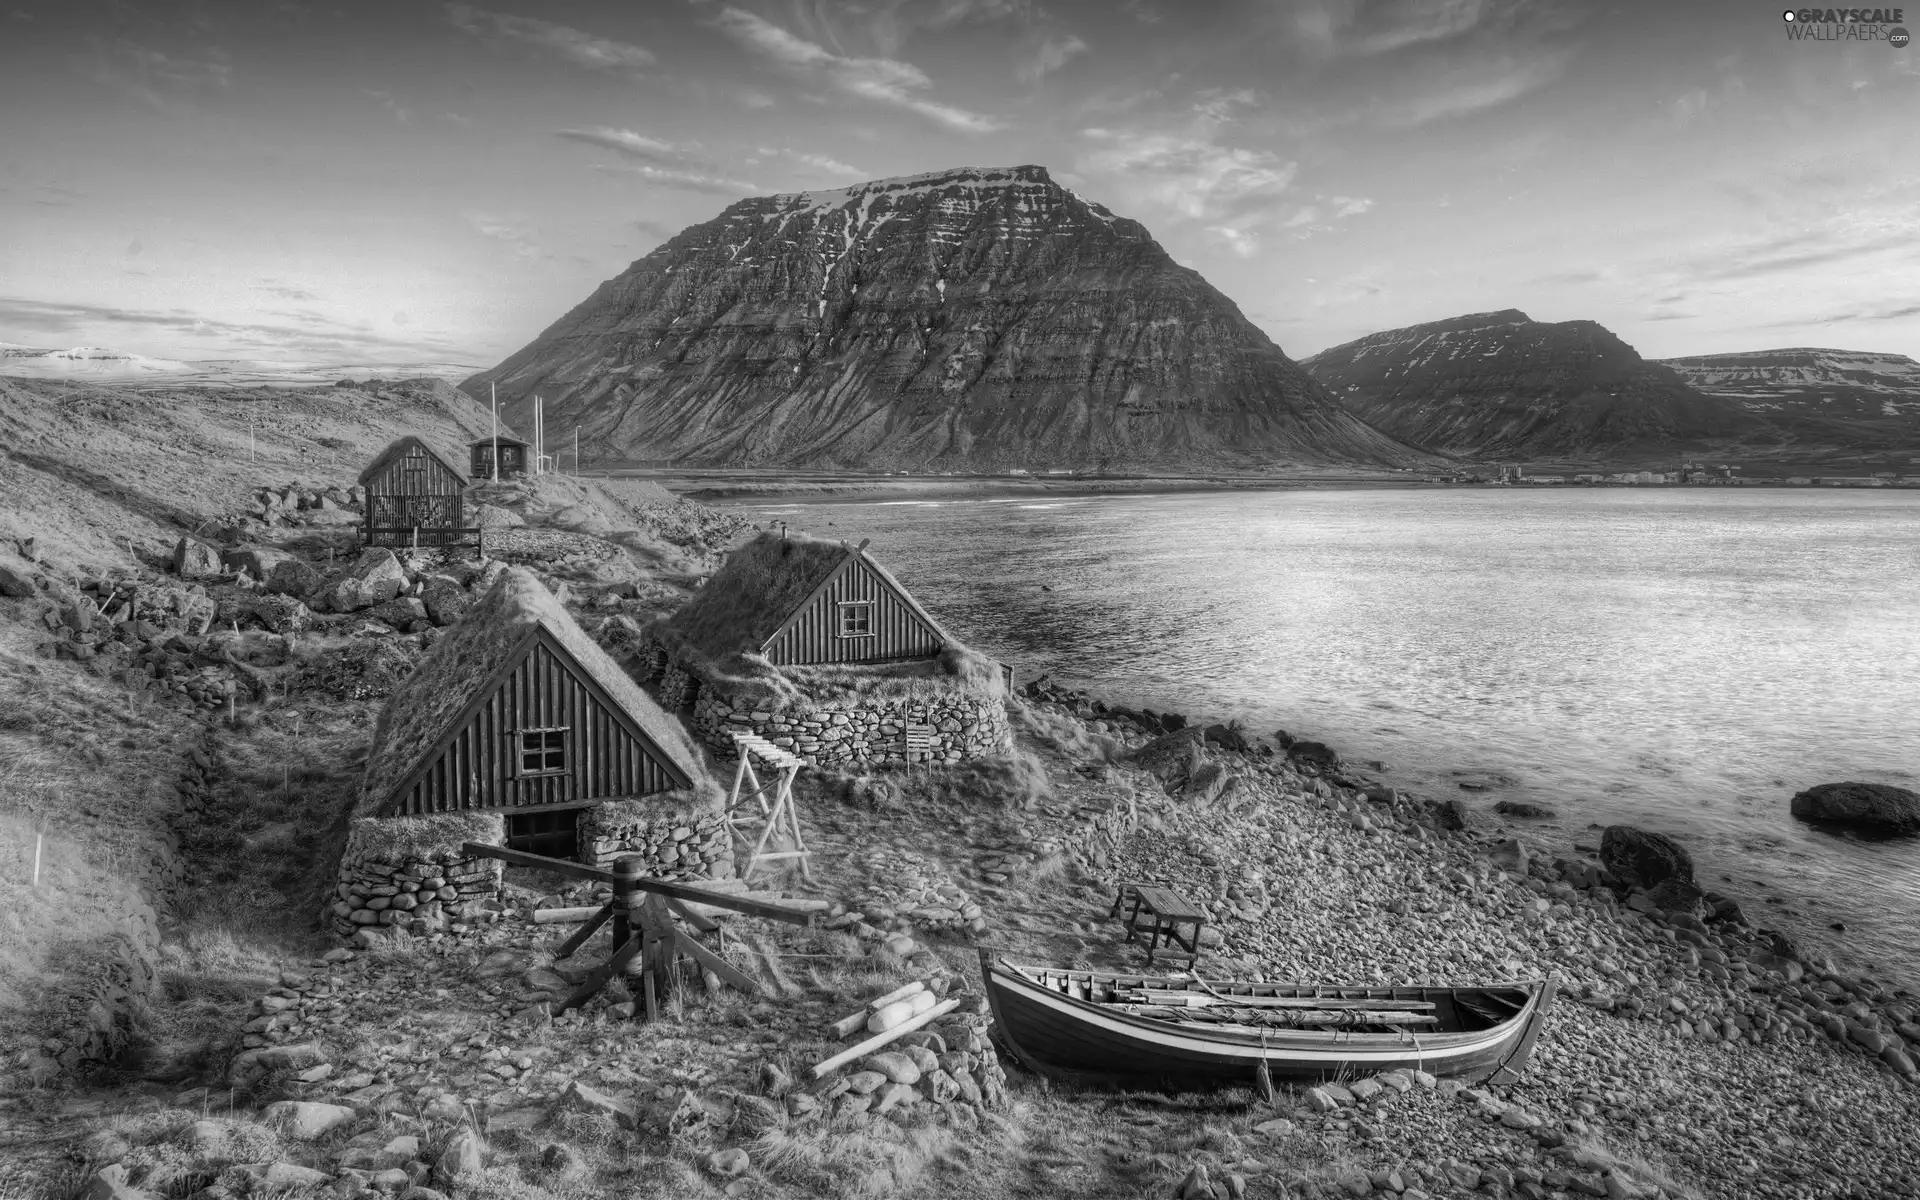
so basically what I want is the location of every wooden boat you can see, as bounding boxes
[979,952,1553,1091]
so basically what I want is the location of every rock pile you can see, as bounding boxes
[808,1011,1010,1127]
[246,482,364,526]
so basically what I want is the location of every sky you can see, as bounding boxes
[2,0,1917,368]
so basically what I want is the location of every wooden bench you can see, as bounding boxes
[1109,882,1208,968]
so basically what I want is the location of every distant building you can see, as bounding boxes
[1786,477,1812,486]
[1573,474,1605,484]
[1529,474,1566,484]
[470,435,530,481]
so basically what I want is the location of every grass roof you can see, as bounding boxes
[652,529,1003,707]
[357,434,469,488]
[357,566,708,817]
[661,530,851,663]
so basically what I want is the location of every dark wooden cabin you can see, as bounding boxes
[359,435,471,548]
[358,567,706,859]
[471,435,531,482]
[663,532,949,668]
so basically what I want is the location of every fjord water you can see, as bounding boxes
[741,487,1920,987]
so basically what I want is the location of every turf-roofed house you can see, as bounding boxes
[327,567,728,941]
[641,530,1013,766]
[358,434,474,549]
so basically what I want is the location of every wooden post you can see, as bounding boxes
[610,854,644,955]
[31,831,42,888]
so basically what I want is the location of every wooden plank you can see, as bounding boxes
[672,930,759,995]
[634,878,820,926]
[809,998,961,1080]
[462,842,611,883]
[1124,991,1438,1012]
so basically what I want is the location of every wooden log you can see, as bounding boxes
[809,997,960,1081]
[534,906,604,925]
[666,898,720,933]
[827,981,927,1040]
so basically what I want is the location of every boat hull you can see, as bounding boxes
[980,953,1553,1091]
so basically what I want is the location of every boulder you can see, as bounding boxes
[1599,825,1694,890]
[365,596,429,630]
[1201,722,1251,752]
[419,575,472,627]
[1431,798,1473,832]
[172,537,222,579]
[264,1100,357,1139]
[0,557,37,598]
[240,593,313,635]
[77,1164,152,1200]
[1645,876,1705,916]
[1789,782,1920,835]
[264,557,325,600]
[434,1129,486,1186]
[1494,800,1557,819]
[1287,740,1340,772]
[222,546,291,580]
[322,548,409,612]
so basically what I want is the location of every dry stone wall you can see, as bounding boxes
[688,686,1010,767]
[328,816,507,940]
[580,805,732,878]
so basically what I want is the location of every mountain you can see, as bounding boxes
[1299,310,1758,460]
[0,343,484,388]
[1655,349,1920,456]
[460,165,1428,472]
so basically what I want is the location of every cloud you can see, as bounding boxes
[1766,302,1920,325]
[1079,128,1296,219]
[589,164,760,194]
[363,89,411,123]
[1530,267,1610,285]
[1375,51,1570,126]
[711,7,1003,133]
[557,127,690,164]
[253,283,319,301]
[464,212,538,258]
[1689,233,1910,283]
[1016,32,1088,84]
[79,37,232,112]
[750,146,867,176]
[555,128,759,193]
[1329,196,1374,218]
[1287,0,1563,59]
[444,3,654,73]
[0,296,466,360]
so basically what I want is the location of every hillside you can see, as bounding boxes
[1655,348,1920,464]
[1300,311,1759,460]
[0,344,483,388]
[460,165,1430,473]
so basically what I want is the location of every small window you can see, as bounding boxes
[837,601,874,638]
[518,727,568,776]
[401,453,426,473]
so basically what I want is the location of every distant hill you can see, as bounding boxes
[1299,310,1757,459]
[1655,349,1920,458]
[460,165,1433,473]
[0,343,483,389]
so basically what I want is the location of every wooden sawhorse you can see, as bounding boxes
[1110,882,1208,968]
[725,732,813,884]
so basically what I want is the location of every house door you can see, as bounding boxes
[505,808,580,861]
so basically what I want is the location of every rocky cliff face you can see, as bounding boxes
[461,165,1427,471]
[1656,349,1920,454]
[1301,310,1758,459]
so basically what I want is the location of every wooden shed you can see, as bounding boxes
[663,531,949,668]
[471,435,531,482]
[358,567,706,860]
[359,435,472,548]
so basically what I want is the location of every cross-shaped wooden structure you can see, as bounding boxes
[461,843,821,1020]
[725,732,814,884]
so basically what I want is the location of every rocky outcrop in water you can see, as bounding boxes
[1300,310,1757,459]
[461,166,1428,472]
[1791,781,1920,835]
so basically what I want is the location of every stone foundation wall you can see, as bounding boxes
[580,804,732,879]
[327,814,506,940]
[689,686,1011,767]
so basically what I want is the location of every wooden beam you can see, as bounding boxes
[553,903,613,960]
[462,842,611,883]
[667,898,720,933]
[827,980,926,1039]
[555,931,644,1013]
[809,998,960,1080]
[671,930,759,995]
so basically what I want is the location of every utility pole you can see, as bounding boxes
[574,426,580,476]
[490,382,499,481]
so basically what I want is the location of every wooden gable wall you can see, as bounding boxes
[386,628,691,816]
[761,555,944,666]
[364,441,467,548]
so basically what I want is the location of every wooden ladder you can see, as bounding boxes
[726,732,814,884]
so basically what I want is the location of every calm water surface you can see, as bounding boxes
[728,488,1920,986]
